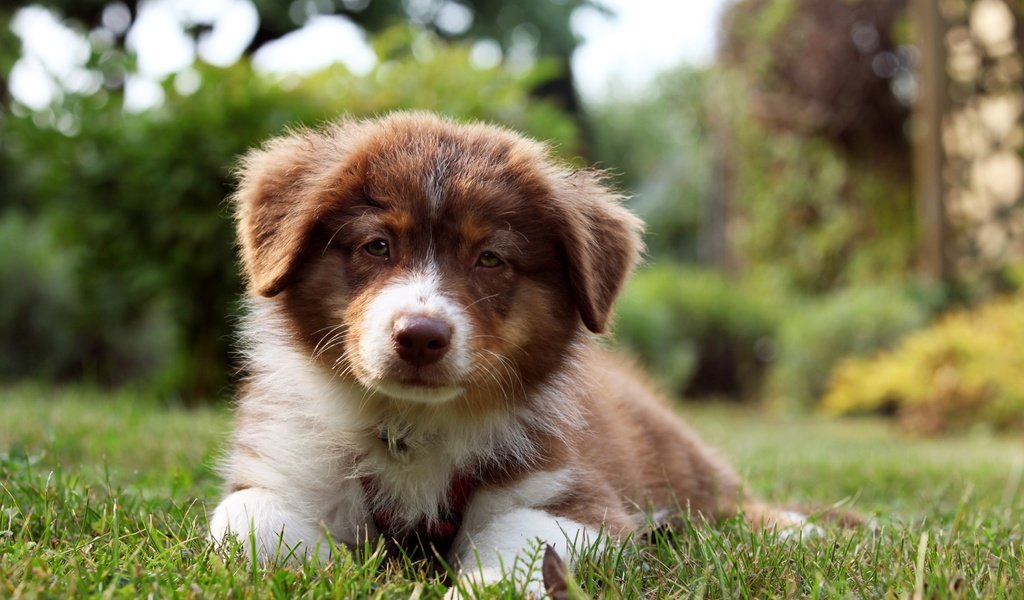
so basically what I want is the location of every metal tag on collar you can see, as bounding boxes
[377,424,410,460]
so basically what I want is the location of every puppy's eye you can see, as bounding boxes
[476,251,503,268]
[364,239,390,258]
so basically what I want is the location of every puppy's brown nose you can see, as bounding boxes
[394,316,451,367]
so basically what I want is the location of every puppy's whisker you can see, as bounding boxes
[476,349,524,408]
[312,327,348,361]
[322,220,354,255]
[472,349,526,400]
[312,325,346,353]
[475,354,506,396]
[309,322,350,335]
[357,382,378,413]
[331,346,354,370]
[320,347,359,389]
[464,294,500,310]
[485,355,513,397]
[486,349,524,396]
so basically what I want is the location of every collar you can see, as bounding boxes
[360,470,476,556]
[375,423,411,460]
[365,424,478,555]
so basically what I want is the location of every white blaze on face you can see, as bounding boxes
[356,265,472,404]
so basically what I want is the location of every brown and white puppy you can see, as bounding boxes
[210,112,808,591]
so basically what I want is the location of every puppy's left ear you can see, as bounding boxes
[553,171,644,334]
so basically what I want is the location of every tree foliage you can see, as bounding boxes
[588,67,713,263]
[713,0,919,291]
[12,0,596,56]
[3,0,601,114]
[720,0,911,156]
[0,27,579,400]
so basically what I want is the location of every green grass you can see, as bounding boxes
[1,386,1022,598]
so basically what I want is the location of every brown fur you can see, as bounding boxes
[229,111,804,554]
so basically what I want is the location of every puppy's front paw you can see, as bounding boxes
[444,561,557,600]
[210,487,332,563]
[443,565,504,599]
[444,577,549,600]
[743,502,824,541]
[774,511,825,541]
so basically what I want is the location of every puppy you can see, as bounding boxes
[210,112,807,591]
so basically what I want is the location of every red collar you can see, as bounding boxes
[360,470,476,555]
[364,425,481,554]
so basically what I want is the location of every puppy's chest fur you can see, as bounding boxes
[357,389,578,521]
[236,316,562,532]
[357,419,497,534]
[358,416,506,512]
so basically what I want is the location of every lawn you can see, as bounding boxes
[1,385,1021,598]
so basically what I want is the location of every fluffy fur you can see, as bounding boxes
[210,112,808,592]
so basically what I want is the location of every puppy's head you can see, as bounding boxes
[234,112,642,406]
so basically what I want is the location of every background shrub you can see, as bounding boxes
[0,213,81,380]
[822,294,1024,435]
[614,264,780,398]
[768,283,930,412]
[2,27,578,402]
[589,67,713,263]
[0,213,173,384]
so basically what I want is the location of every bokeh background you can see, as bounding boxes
[1,0,1022,437]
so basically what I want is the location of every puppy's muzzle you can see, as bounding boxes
[393,315,451,368]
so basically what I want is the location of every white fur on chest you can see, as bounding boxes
[215,298,598,569]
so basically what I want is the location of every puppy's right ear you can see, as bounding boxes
[233,129,333,297]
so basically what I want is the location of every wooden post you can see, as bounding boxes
[703,125,734,273]
[703,77,736,274]
[913,0,950,282]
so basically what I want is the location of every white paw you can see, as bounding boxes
[776,511,824,541]
[210,488,332,563]
[443,573,548,600]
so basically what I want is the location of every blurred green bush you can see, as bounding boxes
[707,73,918,293]
[588,41,918,295]
[767,283,930,413]
[587,47,929,409]
[1,26,579,402]
[614,266,937,409]
[0,211,176,383]
[589,67,713,263]
[0,213,81,380]
[822,294,1024,435]
[614,264,780,399]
